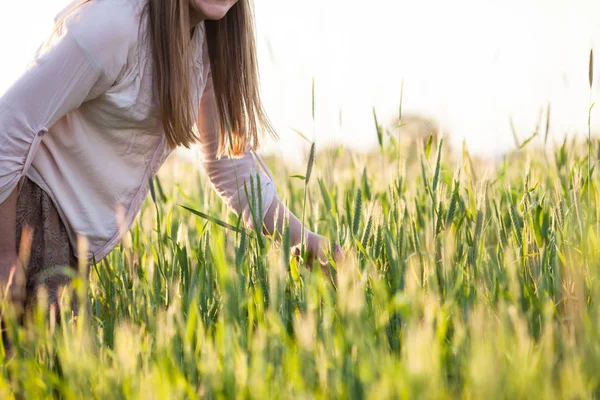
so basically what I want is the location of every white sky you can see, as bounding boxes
[1,0,600,164]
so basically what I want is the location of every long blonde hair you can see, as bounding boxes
[53,0,274,156]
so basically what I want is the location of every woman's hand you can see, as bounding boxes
[262,198,344,272]
[294,232,344,272]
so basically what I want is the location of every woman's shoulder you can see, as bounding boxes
[58,0,142,49]
[52,0,144,77]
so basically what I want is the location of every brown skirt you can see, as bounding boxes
[15,177,79,315]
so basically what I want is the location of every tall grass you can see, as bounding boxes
[0,118,599,398]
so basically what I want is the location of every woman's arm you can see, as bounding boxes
[195,74,277,229]
[196,74,341,267]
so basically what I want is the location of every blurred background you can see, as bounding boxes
[1,0,599,165]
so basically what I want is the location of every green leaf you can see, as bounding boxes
[373,108,384,151]
[519,130,539,149]
[291,128,311,143]
[179,205,249,235]
[318,178,332,212]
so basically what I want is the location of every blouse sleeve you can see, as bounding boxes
[196,72,278,230]
[0,1,135,204]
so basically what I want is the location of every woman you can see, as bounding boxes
[0,0,341,316]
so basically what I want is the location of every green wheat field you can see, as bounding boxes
[2,84,600,397]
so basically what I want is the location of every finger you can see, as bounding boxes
[292,246,301,257]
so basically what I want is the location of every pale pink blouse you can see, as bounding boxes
[0,0,279,261]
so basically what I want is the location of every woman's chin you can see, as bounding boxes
[196,3,235,20]
[203,11,228,20]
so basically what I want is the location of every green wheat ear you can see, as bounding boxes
[352,189,363,238]
[301,142,316,257]
[305,142,316,184]
[373,108,384,155]
[432,137,444,204]
[589,48,594,89]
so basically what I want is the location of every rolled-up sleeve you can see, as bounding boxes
[0,1,134,204]
[196,73,277,230]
